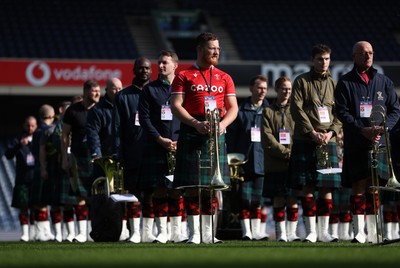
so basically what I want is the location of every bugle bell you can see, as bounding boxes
[227,153,247,181]
[92,156,125,197]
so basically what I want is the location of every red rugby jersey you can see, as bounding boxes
[171,64,236,117]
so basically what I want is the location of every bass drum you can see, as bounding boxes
[216,179,242,240]
[89,177,123,242]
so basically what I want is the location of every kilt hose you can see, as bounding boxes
[288,140,341,190]
[173,124,230,189]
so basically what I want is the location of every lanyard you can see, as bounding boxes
[313,79,328,106]
[280,106,286,130]
[199,67,213,94]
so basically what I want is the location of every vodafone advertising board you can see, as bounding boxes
[0,59,192,87]
[1,59,399,97]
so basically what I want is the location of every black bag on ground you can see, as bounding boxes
[89,194,123,242]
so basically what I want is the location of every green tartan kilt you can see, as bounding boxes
[288,140,341,190]
[173,125,230,189]
[331,187,352,207]
[139,141,171,190]
[30,155,59,206]
[263,171,290,197]
[58,170,78,206]
[381,190,400,204]
[341,146,389,188]
[11,183,32,209]
[71,153,94,197]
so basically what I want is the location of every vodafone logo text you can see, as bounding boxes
[52,65,122,81]
[25,60,122,86]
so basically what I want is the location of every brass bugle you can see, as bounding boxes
[370,105,400,190]
[92,156,125,196]
[207,108,229,191]
[227,153,247,181]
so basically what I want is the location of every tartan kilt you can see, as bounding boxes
[173,125,230,189]
[240,175,263,201]
[30,155,59,206]
[71,153,94,198]
[139,141,171,190]
[11,183,32,209]
[331,187,352,207]
[288,140,341,190]
[29,167,42,206]
[58,170,78,206]
[263,171,290,197]
[123,168,141,197]
[341,146,389,188]
[380,190,400,204]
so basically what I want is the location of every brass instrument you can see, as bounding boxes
[316,143,332,170]
[368,105,400,243]
[370,105,400,191]
[206,108,229,191]
[167,148,176,176]
[227,153,247,181]
[92,156,124,197]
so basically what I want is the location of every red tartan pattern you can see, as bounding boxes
[127,203,141,218]
[200,196,217,215]
[141,202,155,218]
[74,205,88,221]
[287,207,299,221]
[329,213,340,224]
[36,209,48,221]
[184,196,200,215]
[339,212,352,223]
[154,197,168,217]
[351,195,366,215]
[273,207,285,222]
[168,197,183,217]
[240,209,251,220]
[301,196,316,217]
[50,209,62,223]
[63,209,74,222]
[384,211,393,223]
[19,211,29,225]
[365,193,379,215]
[393,211,399,222]
[260,212,267,223]
[317,198,333,216]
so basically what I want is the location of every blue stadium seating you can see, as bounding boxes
[1,0,400,61]
[183,0,400,61]
[0,0,143,59]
